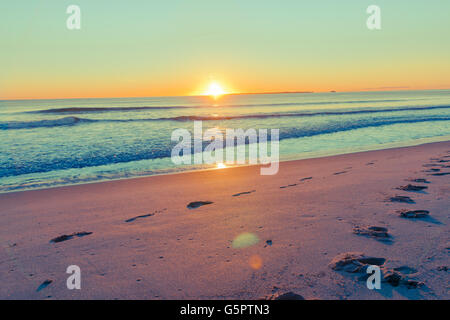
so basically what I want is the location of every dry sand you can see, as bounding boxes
[1,141,449,300]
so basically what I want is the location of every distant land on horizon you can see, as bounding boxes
[226,90,315,96]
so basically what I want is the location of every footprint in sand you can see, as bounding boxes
[232,190,256,197]
[333,171,348,175]
[125,213,155,223]
[424,168,440,172]
[125,209,166,223]
[263,292,305,300]
[280,183,298,189]
[353,226,391,241]
[383,269,423,288]
[423,164,444,168]
[329,252,386,273]
[430,172,450,176]
[388,195,415,204]
[406,178,430,184]
[50,231,92,243]
[36,280,52,292]
[187,201,213,209]
[329,252,422,288]
[393,266,417,275]
[396,184,428,192]
[396,209,430,219]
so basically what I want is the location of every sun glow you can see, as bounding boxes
[217,163,227,169]
[204,82,227,98]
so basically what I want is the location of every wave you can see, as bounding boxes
[165,105,450,121]
[1,116,449,178]
[33,106,178,113]
[0,116,94,130]
[3,105,450,130]
[32,99,412,114]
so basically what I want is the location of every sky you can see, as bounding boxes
[1,0,450,100]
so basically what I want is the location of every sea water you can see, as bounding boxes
[1,90,449,192]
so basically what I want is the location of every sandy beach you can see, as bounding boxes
[1,141,449,300]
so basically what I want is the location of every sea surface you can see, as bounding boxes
[1,90,450,192]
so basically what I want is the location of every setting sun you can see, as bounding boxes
[217,163,227,169]
[204,82,227,98]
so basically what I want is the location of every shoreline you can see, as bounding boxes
[1,140,449,299]
[2,137,450,195]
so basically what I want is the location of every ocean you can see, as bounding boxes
[1,90,450,192]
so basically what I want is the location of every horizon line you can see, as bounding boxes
[1,87,449,102]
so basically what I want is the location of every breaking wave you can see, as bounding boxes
[0,116,93,130]
[4,105,450,129]
[32,98,415,114]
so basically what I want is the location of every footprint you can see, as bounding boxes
[393,266,417,275]
[353,226,391,241]
[406,178,430,184]
[388,196,415,203]
[330,253,422,289]
[232,190,255,197]
[280,183,297,189]
[396,184,428,192]
[430,172,450,176]
[125,209,166,222]
[329,252,386,273]
[396,209,430,218]
[187,201,213,209]
[383,269,423,288]
[50,231,92,243]
[263,292,305,300]
[36,280,52,292]
[423,164,444,168]
[125,213,155,223]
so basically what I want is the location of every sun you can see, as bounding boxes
[217,163,227,169]
[204,82,227,98]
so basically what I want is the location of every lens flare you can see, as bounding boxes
[232,232,260,249]
[249,255,263,270]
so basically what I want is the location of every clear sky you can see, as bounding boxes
[1,0,450,99]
